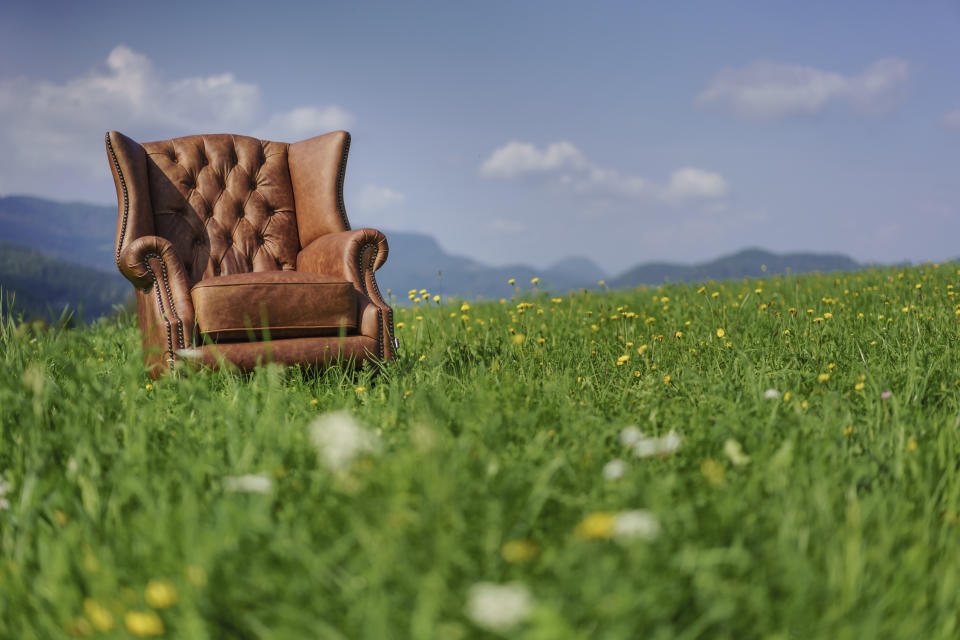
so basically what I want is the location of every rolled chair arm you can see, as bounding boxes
[296,228,388,282]
[118,236,196,372]
[297,229,396,359]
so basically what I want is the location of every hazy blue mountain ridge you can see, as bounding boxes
[0,196,872,319]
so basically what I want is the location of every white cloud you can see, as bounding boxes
[664,167,730,202]
[253,105,355,140]
[696,58,909,120]
[0,45,354,200]
[941,108,960,130]
[481,141,729,207]
[353,184,405,212]
[480,140,587,178]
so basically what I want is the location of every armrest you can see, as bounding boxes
[297,229,396,359]
[118,236,196,373]
[296,228,388,283]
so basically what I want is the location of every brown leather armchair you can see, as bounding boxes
[105,130,396,378]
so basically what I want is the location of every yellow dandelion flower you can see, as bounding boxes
[716,328,725,338]
[83,599,113,632]
[432,295,440,303]
[700,459,725,486]
[674,331,683,339]
[711,291,720,298]
[551,297,562,303]
[460,302,470,311]
[598,280,606,286]
[530,277,540,285]
[783,392,792,402]
[697,286,706,294]
[663,374,672,385]
[511,334,526,345]
[823,312,833,319]
[145,579,178,609]
[637,345,648,354]
[634,370,641,377]
[813,317,824,323]
[501,539,540,563]
[574,511,615,540]
[309,398,319,406]
[844,426,854,436]
[827,362,836,370]
[906,439,918,451]
[354,386,367,393]
[818,373,830,382]
[125,611,164,637]
[854,382,865,391]
[144,384,153,391]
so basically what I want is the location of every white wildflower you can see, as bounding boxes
[764,388,782,399]
[603,459,627,480]
[612,509,661,542]
[619,425,644,447]
[724,438,751,466]
[633,436,660,458]
[659,430,682,454]
[309,411,381,472]
[465,582,533,632]
[223,473,273,494]
[624,428,682,458]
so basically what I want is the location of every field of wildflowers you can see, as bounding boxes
[3,263,960,638]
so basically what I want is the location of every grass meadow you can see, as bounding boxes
[3,263,960,639]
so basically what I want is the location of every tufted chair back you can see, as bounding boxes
[142,134,299,285]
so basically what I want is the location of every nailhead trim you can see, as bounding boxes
[144,251,186,350]
[142,258,176,369]
[336,133,352,231]
[106,133,129,269]
[356,241,396,359]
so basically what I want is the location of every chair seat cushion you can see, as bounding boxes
[191,271,357,342]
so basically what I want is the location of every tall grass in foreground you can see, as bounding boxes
[3,264,960,638]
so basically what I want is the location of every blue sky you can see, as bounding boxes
[1,1,959,273]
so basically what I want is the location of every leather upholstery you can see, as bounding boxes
[106,129,396,377]
[189,335,379,372]
[191,271,357,341]
[143,134,298,284]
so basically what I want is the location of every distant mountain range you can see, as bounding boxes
[1,194,870,319]
[0,241,128,323]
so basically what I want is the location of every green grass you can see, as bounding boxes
[3,264,960,639]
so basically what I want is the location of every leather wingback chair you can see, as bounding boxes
[105,130,396,378]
